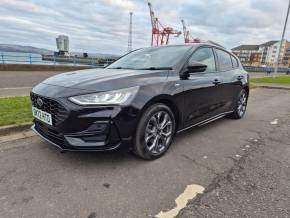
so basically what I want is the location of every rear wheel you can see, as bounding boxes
[230,89,248,119]
[133,103,176,160]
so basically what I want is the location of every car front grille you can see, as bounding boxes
[31,93,68,126]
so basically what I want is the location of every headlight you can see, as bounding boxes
[68,86,139,106]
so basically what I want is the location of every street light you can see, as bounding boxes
[273,0,290,77]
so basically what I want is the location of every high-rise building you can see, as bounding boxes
[56,35,69,56]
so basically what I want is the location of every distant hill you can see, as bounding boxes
[0,44,120,58]
[0,44,53,54]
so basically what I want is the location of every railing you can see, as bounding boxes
[244,66,290,73]
[0,53,115,67]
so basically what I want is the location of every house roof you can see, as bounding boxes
[232,45,259,51]
[259,40,279,47]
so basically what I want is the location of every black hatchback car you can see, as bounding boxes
[31,43,249,160]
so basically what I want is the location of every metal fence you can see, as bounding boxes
[244,66,290,73]
[0,53,114,67]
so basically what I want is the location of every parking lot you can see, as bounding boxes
[1,88,290,217]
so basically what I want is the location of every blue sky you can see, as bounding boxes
[0,0,289,54]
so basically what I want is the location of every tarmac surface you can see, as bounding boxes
[0,71,64,96]
[0,88,290,218]
[0,70,287,97]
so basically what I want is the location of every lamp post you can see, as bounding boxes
[273,0,290,77]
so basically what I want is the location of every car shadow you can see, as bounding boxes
[37,116,233,166]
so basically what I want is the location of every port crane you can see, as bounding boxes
[148,2,181,46]
[181,19,201,43]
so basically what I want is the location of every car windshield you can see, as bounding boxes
[108,46,193,70]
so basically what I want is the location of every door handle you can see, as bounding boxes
[212,79,221,85]
[237,75,244,80]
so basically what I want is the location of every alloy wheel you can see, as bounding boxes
[237,91,247,117]
[145,111,173,155]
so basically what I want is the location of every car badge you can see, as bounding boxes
[37,97,43,107]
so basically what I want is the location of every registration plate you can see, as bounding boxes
[32,106,52,125]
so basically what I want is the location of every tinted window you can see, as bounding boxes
[216,49,233,71]
[188,47,216,72]
[108,46,192,69]
[231,55,239,68]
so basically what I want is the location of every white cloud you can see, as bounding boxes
[100,0,136,10]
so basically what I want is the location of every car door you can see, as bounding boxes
[182,46,224,128]
[215,49,243,112]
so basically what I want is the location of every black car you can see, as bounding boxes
[31,43,249,160]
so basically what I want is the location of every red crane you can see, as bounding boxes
[148,2,181,46]
[181,19,201,43]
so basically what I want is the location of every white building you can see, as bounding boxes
[56,35,69,56]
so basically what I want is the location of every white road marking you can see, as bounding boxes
[156,184,205,218]
[0,87,32,90]
[271,119,279,125]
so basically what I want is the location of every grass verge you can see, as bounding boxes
[0,96,32,127]
[250,76,290,85]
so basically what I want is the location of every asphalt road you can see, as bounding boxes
[0,89,290,218]
[0,70,286,97]
[0,71,65,96]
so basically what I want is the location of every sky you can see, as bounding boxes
[0,0,289,55]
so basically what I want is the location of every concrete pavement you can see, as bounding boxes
[0,89,290,218]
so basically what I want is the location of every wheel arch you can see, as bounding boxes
[139,95,182,131]
[242,85,250,99]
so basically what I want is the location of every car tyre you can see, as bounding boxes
[133,103,176,160]
[229,89,248,119]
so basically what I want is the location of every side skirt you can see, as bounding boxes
[176,111,234,134]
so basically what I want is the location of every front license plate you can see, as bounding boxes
[32,106,52,125]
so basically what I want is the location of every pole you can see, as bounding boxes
[128,12,133,52]
[1,53,4,64]
[29,54,32,64]
[273,0,290,77]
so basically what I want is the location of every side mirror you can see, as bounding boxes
[187,62,207,74]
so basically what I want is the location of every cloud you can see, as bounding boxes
[100,0,136,10]
[0,0,289,54]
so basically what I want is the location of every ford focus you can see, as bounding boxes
[31,43,249,160]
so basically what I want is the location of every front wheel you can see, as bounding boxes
[133,103,176,160]
[230,89,248,119]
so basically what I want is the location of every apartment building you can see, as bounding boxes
[232,45,261,66]
[232,40,290,67]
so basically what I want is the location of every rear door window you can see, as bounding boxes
[216,49,233,71]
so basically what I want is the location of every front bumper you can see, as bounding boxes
[31,120,125,151]
[30,89,139,151]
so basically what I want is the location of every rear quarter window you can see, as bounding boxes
[231,55,239,68]
[216,49,233,71]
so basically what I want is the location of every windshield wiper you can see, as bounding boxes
[137,67,173,70]
[109,67,125,69]
[108,67,134,69]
